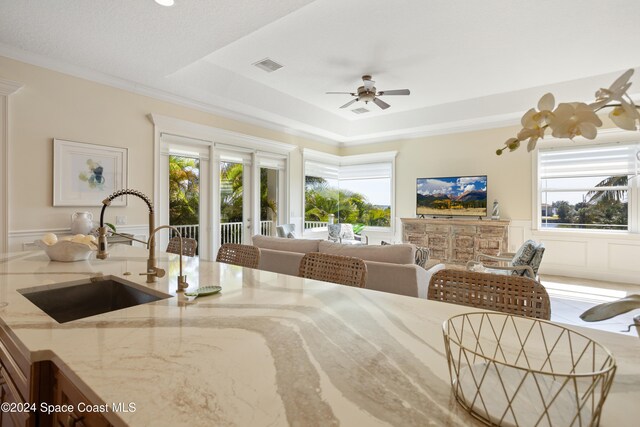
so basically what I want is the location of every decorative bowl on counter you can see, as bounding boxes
[35,240,96,262]
[443,312,616,427]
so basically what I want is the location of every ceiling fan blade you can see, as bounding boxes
[377,89,410,96]
[340,99,358,109]
[326,92,355,95]
[373,97,390,110]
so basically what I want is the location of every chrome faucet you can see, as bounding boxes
[96,189,161,283]
[146,225,189,292]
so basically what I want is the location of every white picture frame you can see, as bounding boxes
[53,139,128,206]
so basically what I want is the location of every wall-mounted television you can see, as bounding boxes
[416,175,488,217]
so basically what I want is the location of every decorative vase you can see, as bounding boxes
[491,200,500,220]
[71,212,94,235]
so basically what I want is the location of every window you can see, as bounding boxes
[304,151,395,231]
[537,142,640,232]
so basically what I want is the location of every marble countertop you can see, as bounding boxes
[0,246,638,426]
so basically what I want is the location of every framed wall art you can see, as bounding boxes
[53,139,128,206]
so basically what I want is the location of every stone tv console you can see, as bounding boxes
[401,217,510,265]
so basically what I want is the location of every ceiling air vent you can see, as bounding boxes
[351,108,370,114]
[253,58,283,73]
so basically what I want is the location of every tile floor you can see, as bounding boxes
[541,274,640,337]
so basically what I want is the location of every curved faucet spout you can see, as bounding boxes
[146,225,189,292]
[96,189,157,282]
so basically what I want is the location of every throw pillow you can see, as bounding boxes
[340,224,355,240]
[510,240,538,276]
[327,224,341,242]
[528,244,545,276]
[287,231,296,239]
[414,246,430,269]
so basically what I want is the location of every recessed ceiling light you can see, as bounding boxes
[154,0,175,6]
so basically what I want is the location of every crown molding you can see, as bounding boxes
[0,45,338,146]
[0,77,23,96]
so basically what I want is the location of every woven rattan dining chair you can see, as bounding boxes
[216,243,261,269]
[166,237,198,257]
[428,269,550,320]
[298,252,367,288]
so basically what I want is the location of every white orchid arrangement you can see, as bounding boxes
[496,69,640,155]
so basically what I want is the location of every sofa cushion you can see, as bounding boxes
[318,241,415,265]
[257,248,305,276]
[252,235,321,254]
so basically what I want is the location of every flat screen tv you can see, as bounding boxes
[416,175,488,217]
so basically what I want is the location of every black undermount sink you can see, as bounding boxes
[19,276,171,323]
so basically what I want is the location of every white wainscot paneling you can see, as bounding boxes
[507,221,640,285]
[607,243,640,273]
[532,231,640,285]
[541,240,588,268]
[508,220,530,252]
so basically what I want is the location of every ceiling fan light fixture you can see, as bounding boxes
[327,74,410,110]
[154,0,175,6]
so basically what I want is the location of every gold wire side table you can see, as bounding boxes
[443,312,616,427]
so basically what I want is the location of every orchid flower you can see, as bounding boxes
[609,103,640,130]
[515,93,555,151]
[548,103,602,140]
[496,69,640,155]
[590,69,634,109]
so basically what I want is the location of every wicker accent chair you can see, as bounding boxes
[166,237,198,257]
[216,243,261,269]
[298,252,367,288]
[428,269,551,320]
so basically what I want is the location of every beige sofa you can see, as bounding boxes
[251,235,444,298]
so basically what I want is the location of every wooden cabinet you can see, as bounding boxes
[0,367,29,427]
[0,333,32,427]
[402,218,510,265]
[51,368,111,427]
[0,327,111,427]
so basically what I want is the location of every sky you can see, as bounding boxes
[340,178,391,206]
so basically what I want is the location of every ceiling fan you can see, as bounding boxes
[326,75,410,110]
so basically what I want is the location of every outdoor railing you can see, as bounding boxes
[220,221,276,245]
[220,222,243,245]
[171,224,199,240]
[304,221,328,230]
[171,221,278,248]
[260,221,275,237]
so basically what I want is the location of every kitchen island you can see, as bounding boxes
[0,245,638,426]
